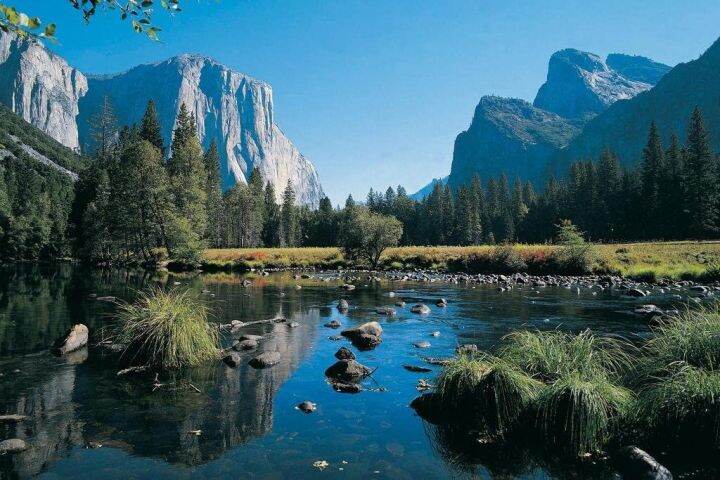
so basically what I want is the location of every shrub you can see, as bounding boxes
[552,220,597,274]
[436,353,542,437]
[115,288,220,369]
[537,372,632,455]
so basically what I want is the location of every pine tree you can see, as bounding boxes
[203,140,223,247]
[281,181,299,246]
[262,183,281,247]
[139,99,164,155]
[684,107,718,238]
[88,95,118,163]
[661,134,686,237]
[640,122,665,238]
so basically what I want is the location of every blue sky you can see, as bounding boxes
[14,0,720,204]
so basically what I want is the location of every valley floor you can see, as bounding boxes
[200,241,720,281]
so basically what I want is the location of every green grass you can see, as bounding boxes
[537,372,632,455]
[436,353,542,437]
[114,288,220,369]
[198,241,720,280]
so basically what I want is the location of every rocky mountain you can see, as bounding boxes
[448,96,579,187]
[0,33,87,151]
[0,33,323,207]
[445,48,671,189]
[533,49,663,121]
[552,37,720,175]
[410,176,447,200]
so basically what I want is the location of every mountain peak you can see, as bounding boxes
[533,47,665,121]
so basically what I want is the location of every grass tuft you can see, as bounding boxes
[115,288,220,369]
[436,353,542,437]
[537,372,632,455]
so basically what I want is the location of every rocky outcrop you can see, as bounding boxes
[448,96,579,187]
[606,53,672,85]
[0,33,87,150]
[0,32,323,206]
[77,55,323,206]
[533,49,659,121]
[552,37,720,175]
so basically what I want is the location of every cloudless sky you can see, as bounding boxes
[14,0,720,204]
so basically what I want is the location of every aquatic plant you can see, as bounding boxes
[436,353,542,437]
[641,306,720,373]
[115,288,220,369]
[537,372,632,455]
[499,330,633,383]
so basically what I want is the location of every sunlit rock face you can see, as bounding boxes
[0,32,323,206]
[0,33,88,151]
[78,55,323,206]
[533,49,665,121]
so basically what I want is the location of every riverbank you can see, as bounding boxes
[197,241,720,281]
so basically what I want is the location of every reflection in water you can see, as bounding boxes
[0,265,705,479]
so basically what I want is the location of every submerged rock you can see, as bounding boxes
[614,446,673,480]
[0,438,27,454]
[249,351,281,369]
[324,320,342,329]
[341,321,383,350]
[325,359,371,382]
[413,341,431,349]
[222,352,242,368]
[331,381,362,393]
[403,365,432,373]
[53,324,89,356]
[334,347,356,360]
[233,339,258,351]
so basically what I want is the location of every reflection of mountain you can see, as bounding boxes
[0,352,86,477]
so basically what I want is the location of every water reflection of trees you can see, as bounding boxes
[0,266,325,476]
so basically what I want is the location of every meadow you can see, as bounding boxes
[199,241,720,281]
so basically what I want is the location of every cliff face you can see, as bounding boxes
[533,49,657,121]
[0,33,88,151]
[448,96,579,187]
[0,33,323,206]
[78,55,323,206]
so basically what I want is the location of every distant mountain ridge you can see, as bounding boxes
[0,33,323,206]
[443,47,672,189]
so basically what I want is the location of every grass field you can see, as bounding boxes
[200,241,720,281]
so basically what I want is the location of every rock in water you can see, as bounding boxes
[331,382,362,394]
[435,299,448,307]
[53,324,89,356]
[325,359,371,382]
[334,347,356,360]
[297,401,316,413]
[324,320,342,329]
[614,446,673,480]
[233,339,258,351]
[410,304,431,315]
[341,322,383,350]
[0,438,27,454]
[222,352,242,368]
[249,351,281,369]
[337,299,349,311]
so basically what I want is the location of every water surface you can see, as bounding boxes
[0,264,701,479]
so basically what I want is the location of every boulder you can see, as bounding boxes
[249,351,281,369]
[375,307,396,316]
[413,341,431,349]
[614,446,673,480]
[0,438,27,454]
[222,352,242,367]
[411,304,431,314]
[233,339,258,351]
[334,347,356,360]
[435,299,448,307]
[337,299,349,311]
[297,401,316,413]
[324,320,342,329]
[341,322,383,350]
[53,324,89,356]
[325,359,371,382]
